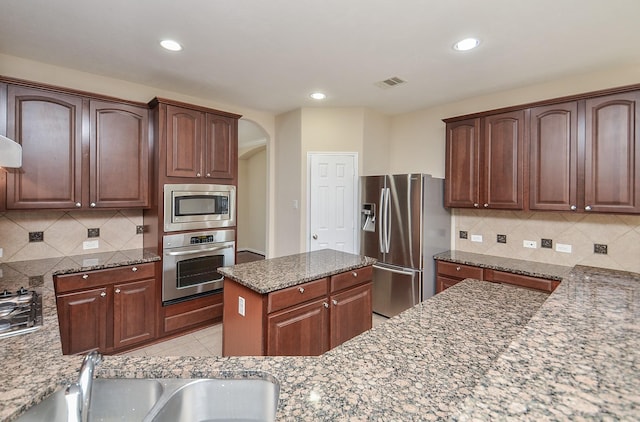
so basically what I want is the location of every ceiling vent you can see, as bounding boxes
[375,76,407,89]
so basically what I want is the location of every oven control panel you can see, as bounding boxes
[190,235,216,245]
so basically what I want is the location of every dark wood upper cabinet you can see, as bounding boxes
[529,102,579,211]
[90,100,150,208]
[6,85,83,209]
[4,81,151,210]
[483,110,525,209]
[165,105,203,178]
[205,114,236,180]
[584,91,640,213]
[445,118,480,208]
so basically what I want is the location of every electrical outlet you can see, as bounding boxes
[83,240,99,250]
[556,243,572,253]
[238,296,246,316]
[523,240,537,249]
[471,234,483,242]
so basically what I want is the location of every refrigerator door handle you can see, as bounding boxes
[378,188,385,253]
[385,187,391,253]
[373,264,415,276]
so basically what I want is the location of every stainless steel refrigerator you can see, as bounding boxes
[360,174,450,318]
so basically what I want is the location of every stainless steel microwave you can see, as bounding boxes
[164,184,236,232]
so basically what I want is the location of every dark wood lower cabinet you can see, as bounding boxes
[113,279,156,349]
[56,288,108,355]
[267,298,329,356]
[329,283,372,349]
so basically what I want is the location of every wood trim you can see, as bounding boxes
[0,75,149,108]
[149,97,242,119]
[443,83,640,123]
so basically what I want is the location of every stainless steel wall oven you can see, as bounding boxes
[162,229,235,304]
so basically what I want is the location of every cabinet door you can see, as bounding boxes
[529,102,579,211]
[165,105,203,178]
[113,279,156,349]
[90,100,150,208]
[584,91,640,213]
[483,110,525,209]
[329,282,372,349]
[6,85,83,209]
[204,114,236,180]
[436,276,461,294]
[57,288,108,355]
[267,298,328,356]
[445,118,481,208]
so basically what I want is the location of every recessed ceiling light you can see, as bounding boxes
[453,38,480,51]
[160,39,182,51]
[310,92,326,100]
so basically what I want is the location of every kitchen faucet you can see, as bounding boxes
[64,351,103,422]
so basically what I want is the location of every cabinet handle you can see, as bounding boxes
[115,288,121,294]
[570,205,577,211]
[483,203,489,208]
[298,287,305,294]
[100,292,106,297]
[90,202,96,208]
[206,173,211,177]
[456,266,461,271]
[332,299,338,306]
[132,267,138,272]
[352,272,358,277]
[473,203,479,208]
[323,302,329,308]
[312,234,318,240]
[585,205,592,211]
[82,274,89,280]
[75,202,82,208]
[196,172,201,177]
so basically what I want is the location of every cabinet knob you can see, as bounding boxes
[196,172,201,177]
[312,234,318,240]
[115,288,121,294]
[298,287,305,293]
[82,274,89,280]
[75,202,82,208]
[206,173,211,177]
[570,205,577,211]
[585,205,592,211]
[483,203,489,208]
[456,266,461,271]
[473,203,479,208]
[100,292,106,297]
[352,272,358,277]
[323,302,329,308]
[90,202,96,208]
[132,267,138,272]
[332,299,338,306]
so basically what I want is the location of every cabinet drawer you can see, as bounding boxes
[489,270,555,292]
[55,263,155,293]
[330,266,373,293]
[437,261,483,280]
[267,278,328,314]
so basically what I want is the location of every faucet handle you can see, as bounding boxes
[65,383,82,422]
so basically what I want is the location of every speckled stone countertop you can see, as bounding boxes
[434,250,573,280]
[218,249,377,294]
[2,252,638,421]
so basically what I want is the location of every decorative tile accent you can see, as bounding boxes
[497,234,507,244]
[459,230,468,239]
[87,228,100,238]
[28,231,44,242]
[541,238,553,249]
[594,243,608,254]
[136,225,144,234]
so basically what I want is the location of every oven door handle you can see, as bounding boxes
[165,245,233,256]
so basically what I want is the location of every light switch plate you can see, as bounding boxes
[556,243,572,253]
[523,240,537,249]
[238,296,246,316]
[471,234,483,242]
[83,240,99,250]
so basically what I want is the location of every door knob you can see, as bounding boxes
[312,234,318,240]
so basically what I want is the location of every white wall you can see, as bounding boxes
[237,148,267,255]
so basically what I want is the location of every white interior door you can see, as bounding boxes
[308,153,357,253]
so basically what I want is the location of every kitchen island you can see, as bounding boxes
[1,253,638,420]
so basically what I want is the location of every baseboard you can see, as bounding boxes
[237,247,266,256]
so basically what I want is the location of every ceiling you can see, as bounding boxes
[1,0,639,116]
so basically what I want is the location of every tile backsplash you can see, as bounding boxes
[454,209,640,274]
[0,210,143,263]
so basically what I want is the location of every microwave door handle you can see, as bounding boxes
[165,245,232,256]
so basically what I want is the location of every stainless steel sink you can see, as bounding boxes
[17,373,280,422]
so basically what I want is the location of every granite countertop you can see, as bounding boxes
[434,250,573,280]
[218,249,377,294]
[1,250,638,421]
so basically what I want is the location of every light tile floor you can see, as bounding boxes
[124,313,388,357]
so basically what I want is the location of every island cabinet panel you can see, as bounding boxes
[584,91,640,213]
[222,280,265,356]
[267,277,328,313]
[329,283,372,349]
[529,102,579,211]
[267,298,329,356]
[54,262,157,355]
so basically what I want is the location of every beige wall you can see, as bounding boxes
[237,148,267,255]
